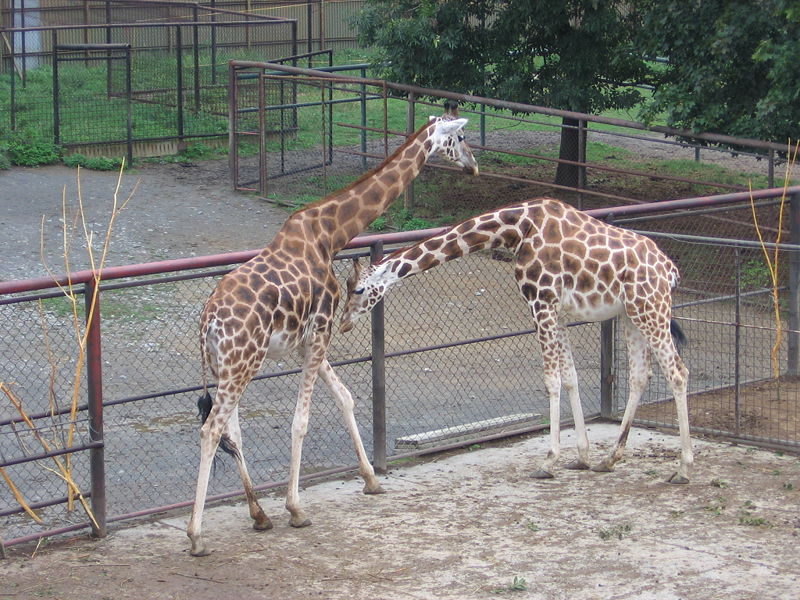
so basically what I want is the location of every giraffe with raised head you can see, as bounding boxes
[340,197,691,483]
[187,108,479,557]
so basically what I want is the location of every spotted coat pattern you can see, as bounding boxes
[341,198,692,483]
[186,113,479,557]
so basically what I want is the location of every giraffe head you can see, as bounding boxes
[428,116,479,176]
[339,258,393,333]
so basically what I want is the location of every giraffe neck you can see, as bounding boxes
[291,121,436,256]
[375,204,531,287]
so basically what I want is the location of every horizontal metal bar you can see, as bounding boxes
[0,441,104,468]
[3,188,797,297]
[0,493,91,519]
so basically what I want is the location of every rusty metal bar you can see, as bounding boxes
[370,241,387,473]
[789,192,800,375]
[84,278,107,539]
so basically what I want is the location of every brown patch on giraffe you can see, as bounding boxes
[417,254,442,272]
[462,232,490,248]
[424,237,444,252]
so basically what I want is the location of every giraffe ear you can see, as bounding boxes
[345,258,362,295]
[436,118,469,134]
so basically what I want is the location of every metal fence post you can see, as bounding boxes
[404,93,416,211]
[124,45,133,167]
[85,278,107,538]
[599,319,615,419]
[788,193,800,375]
[52,36,60,147]
[370,241,387,473]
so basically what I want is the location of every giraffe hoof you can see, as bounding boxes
[564,460,591,471]
[253,518,274,531]
[363,483,386,495]
[289,516,312,528]
[591,463,614,473]
[531,469,555,480]
[190,546,212,558]
[667,472,690,485]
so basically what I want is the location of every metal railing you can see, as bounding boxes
[2,186,799,551]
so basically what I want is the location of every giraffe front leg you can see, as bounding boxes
[319,360,385,495]
[285,348,325,528]
[531,321,564,479]
[532,369,562,479]
[561,355,591,471]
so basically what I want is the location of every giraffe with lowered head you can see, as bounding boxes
[340,197,691,483]
[187,107,479,557]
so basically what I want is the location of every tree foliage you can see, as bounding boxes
[354,0,650,114]
[639,0,800,144]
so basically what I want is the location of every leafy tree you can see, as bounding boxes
[639,0,800,145]
[354,0,653,186]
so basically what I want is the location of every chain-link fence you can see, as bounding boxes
[2,189,799,551]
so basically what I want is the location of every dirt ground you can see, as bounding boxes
[2,424,799,600]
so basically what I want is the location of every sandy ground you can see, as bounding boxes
[2,424,799,600]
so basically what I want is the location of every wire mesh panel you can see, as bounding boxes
[608,222,800,448]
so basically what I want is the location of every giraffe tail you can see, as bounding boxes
[197,391,237,458]
[670,319,687,348]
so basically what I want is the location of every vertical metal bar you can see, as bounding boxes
[359,67,367,170]
[480,101,486,147]
[370,241,387,473]
[788,192,800,375]
[85,278,107,539]
[577,119,586,210]
[734,247,741,433]
[768,149,775,189]
[279,76,286,175]
[599,319,615,419]
[20,0,25,84]
[327,75,333,165]
[306,0,313,54]
[176,26,184,138]
[404,93,416,211]
[228,62,239,189]
[192,5,200,113]
[258,72,268,196]
[319,0,326,51]
[125,46,133,167]
[210,0,217,85]
[52,34,59,147]
[105,1,112,97]
[320,79,326,187]
[9,29,16,129]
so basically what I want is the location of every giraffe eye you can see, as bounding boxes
[354,288,364,295]
[457,135,464,142]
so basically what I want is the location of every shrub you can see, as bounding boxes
[63,153,126,171]
[7,132,60,166]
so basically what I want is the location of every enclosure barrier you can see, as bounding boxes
[2,186,799,552]
[229,60,792,214]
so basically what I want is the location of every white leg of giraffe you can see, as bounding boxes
[532,321,591,478]
[593,316,651,473]
[187,384,239,557]
[531,319,564,478]
[651,333,692,483]
[560,344,591,471]
[285,341,326,528]
[318,359,385,494]
[224,405,273,531]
